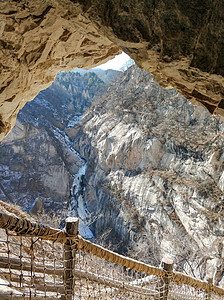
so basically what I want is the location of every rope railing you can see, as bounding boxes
[0,212,223,299]
[77,236,224,296]
[0,212,67,243]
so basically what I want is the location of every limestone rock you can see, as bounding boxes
[0,69,112,215]
[30,197,43,215]
[0,122,73,213]
[0,0,224,140]
[74,66,224,284]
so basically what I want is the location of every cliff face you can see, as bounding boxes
[80,0,224,113]
[0,0,224,140]
[0,120,74,215]
[74,66,224,284]
[0,70,110,217]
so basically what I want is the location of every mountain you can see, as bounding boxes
[0,65,223,286]
[0,71,113,231]
[73,68,122,83]
[73,65,224,285]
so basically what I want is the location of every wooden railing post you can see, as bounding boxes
[206,275,213,300]
[159,257,174,300]
[62,217,79,300]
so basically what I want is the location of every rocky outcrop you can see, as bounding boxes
[74,66,224,284]
[0,119,74,214]
[0,70,113,215]
[0,0,224,140]
[80,0,224,114]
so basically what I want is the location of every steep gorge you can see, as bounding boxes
[0,70,109,221]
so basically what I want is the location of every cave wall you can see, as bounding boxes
[79,0,224,114]
[0,0,121,140]
[0,0,224,141]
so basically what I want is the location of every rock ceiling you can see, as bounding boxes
[0,0,223,140]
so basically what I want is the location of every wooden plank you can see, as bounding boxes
[0,295,61,300]
[73,268,157,297]
[0,262,158,296]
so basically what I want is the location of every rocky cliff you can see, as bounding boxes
[0,0,223,140]
[73,65,224,285]
[0,70,114,225]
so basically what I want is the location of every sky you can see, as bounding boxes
[95,52,132,71]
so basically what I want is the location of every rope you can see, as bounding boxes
[76,237,224,296]
[0,212,67,243]
[77,236,164,277]
[1,212,224,297]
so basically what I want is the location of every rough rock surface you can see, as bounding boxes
[74,66,224,285]
[0,70,111,214]
[0,0,224,140]
[80,0,224,114]
[0,119,74,214]
[0,0,120,140]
